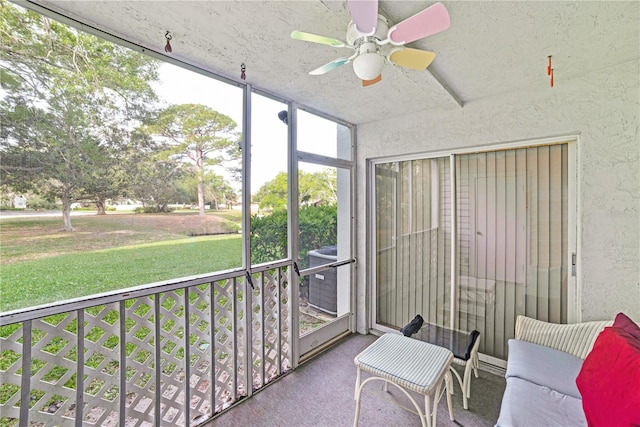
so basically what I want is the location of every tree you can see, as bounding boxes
[253,172,288,210]
[252,169,338,210]
[146,104,241,216]
[176,170,237,210]
[117,128,186,213]
[204,172,238,210]
[131,159,187,212]
[0,3,159,230]
[82,127,143,215]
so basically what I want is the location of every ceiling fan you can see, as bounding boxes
[291,1,450,87]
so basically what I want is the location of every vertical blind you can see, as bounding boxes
[375,144,568,361]
[375,158,452,329]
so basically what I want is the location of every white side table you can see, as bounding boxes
[353,333,454,427]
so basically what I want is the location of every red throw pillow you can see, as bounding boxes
[576,326,640,426]
[613,312,640,340]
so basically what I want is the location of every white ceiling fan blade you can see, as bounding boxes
[348,0,379,35]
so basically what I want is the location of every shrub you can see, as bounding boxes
[26,196,57,211]
[298,204,339,268]
[134,206,174,214]
[221,220,241,234]
[250,204,337,268]
[251,209,288,264]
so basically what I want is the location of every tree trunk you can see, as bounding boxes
[197,178,206,216]
[95,198,106,215]
[62,190,73,231]
[197,152,206,216]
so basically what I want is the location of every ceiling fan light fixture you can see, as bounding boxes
[352,42,384,80]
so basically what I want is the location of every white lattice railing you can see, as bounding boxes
[0,262,293,427]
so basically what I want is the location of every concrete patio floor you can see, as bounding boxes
[208,333,506,427]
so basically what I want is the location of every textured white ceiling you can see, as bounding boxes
[27,0,640,125]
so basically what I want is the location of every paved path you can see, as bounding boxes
[0,210,99,219]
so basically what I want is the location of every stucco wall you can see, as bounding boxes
[355,59,640,332]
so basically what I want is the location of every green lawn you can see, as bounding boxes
[0,235,242,312]
[0,213,243,312]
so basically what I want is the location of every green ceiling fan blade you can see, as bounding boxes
[291,31,346,48]
[309,57,351,75]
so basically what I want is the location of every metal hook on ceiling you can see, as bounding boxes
[165,31,172,53]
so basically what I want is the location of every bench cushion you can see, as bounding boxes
[506,339,583,399]
[496,376,586,427]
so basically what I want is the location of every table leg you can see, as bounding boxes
[424,393,433,427]
[430,380,445,427]
[355,377,428,427]
[445,371,455,421]
[353,379,363,427]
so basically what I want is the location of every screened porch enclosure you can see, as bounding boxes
[0,4,357,423]
[0,265,293,426]
[374,143,571,361]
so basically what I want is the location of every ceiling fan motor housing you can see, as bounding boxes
[347,15,388,47]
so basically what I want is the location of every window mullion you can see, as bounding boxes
[449,154,457,330]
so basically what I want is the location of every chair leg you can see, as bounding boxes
[449,365,467,409]
[462,360,473,409]
[473,352,479,378]
[354,368,361,400]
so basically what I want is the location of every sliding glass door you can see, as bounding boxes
[375,158,452,329]
[372,142,574,362]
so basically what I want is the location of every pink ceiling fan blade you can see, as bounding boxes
[348,0,379,34]
[389,2,450,45]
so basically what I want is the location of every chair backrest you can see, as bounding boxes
[464,330,480,360]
